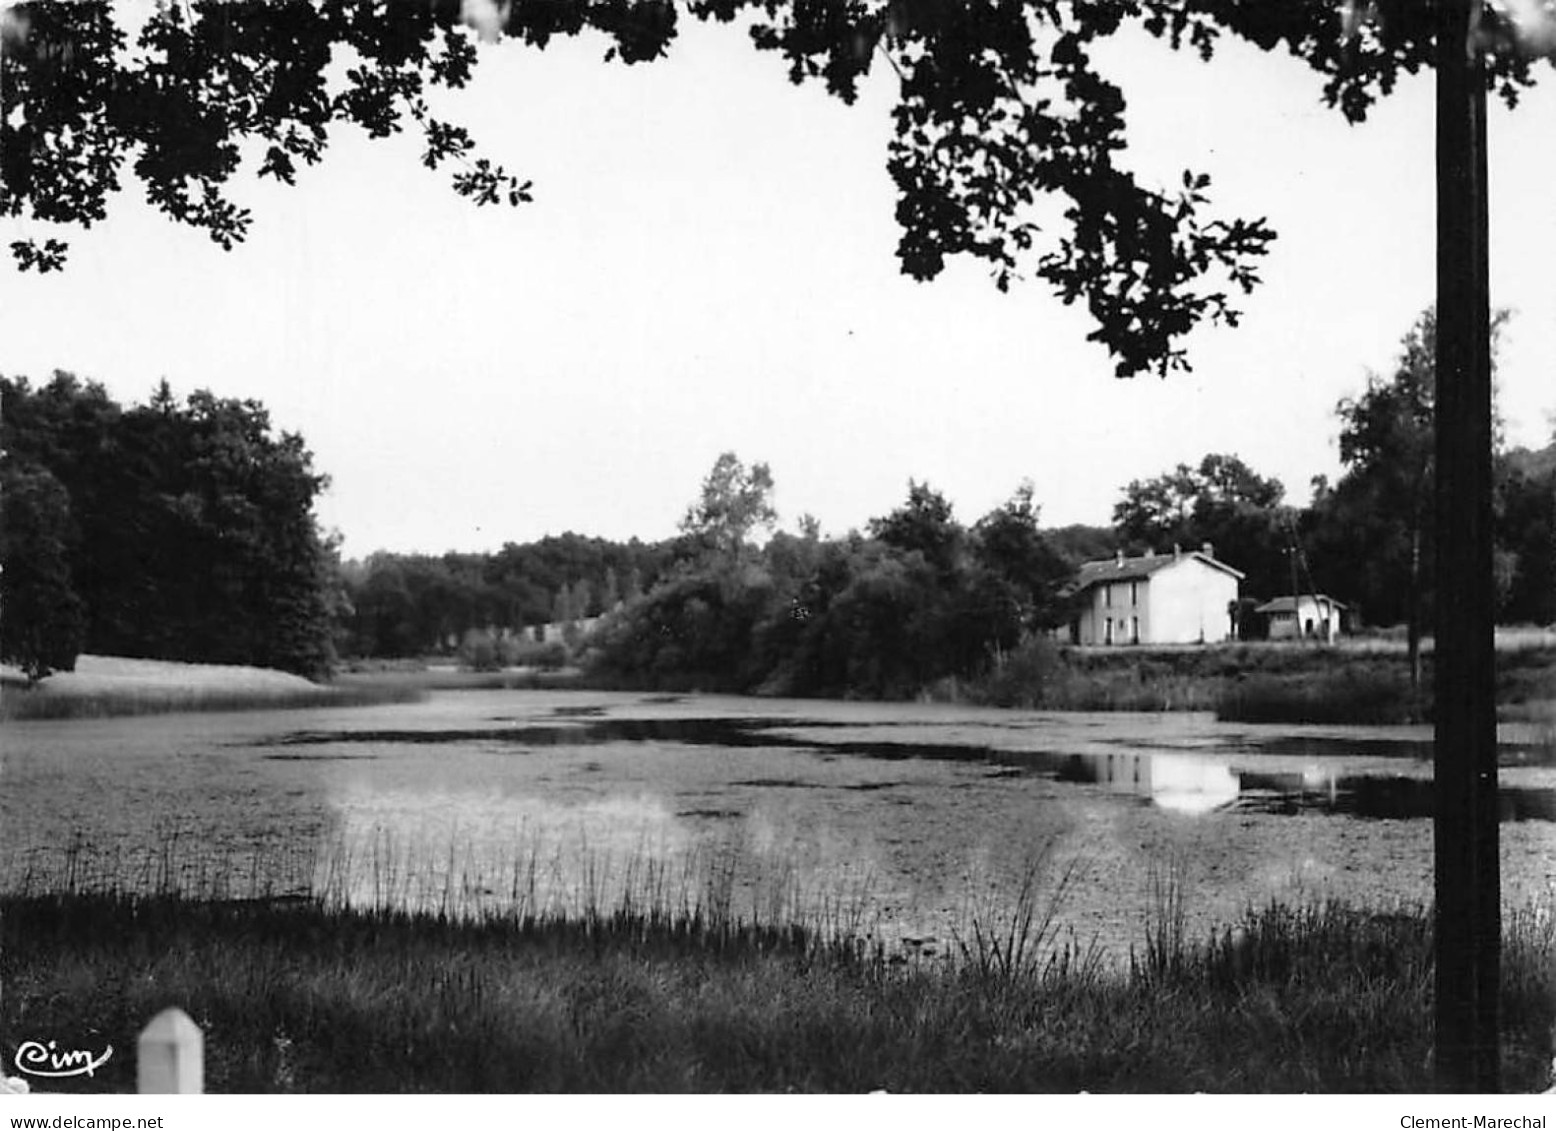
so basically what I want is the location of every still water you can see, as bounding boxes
[5,689,1554,957]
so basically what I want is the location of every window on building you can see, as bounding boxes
[1104,617,1114,645]
[1130,581,1139,605]
[1130,616,1140,644]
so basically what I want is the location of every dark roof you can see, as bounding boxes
[1254,594,1348,614]
[1072,550,1244,592]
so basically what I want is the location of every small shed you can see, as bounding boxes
[1255,594,1348,642]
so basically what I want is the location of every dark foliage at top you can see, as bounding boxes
[0,372,340,679]
[13,2,1546,375]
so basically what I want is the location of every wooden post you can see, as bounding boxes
[1434,0,1500,1093]
[138,1007,203,1094]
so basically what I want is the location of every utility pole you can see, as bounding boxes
[1434,0,1500,1092]
[1288,547,1301,639]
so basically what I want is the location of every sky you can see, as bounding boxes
[2,5,1554,559]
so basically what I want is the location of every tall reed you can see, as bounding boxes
[8,824,1556,1092]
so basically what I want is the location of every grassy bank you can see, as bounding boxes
[14,638,1552,724]
[332,665,587,694]
[948,637,1556,725]
[0,655,426,721]
[400,635,1556,723]
[5,881,1554,1093]
[0,680,427,721]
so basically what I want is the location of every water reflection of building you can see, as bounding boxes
[1071,751,1242,815]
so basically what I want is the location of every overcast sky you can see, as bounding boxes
[3,7,1553,558]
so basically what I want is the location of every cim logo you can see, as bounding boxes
[14,1039,114,1079]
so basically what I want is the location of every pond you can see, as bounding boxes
[4,689,1554,960]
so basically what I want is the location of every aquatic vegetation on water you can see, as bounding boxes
[8,690,1556,969]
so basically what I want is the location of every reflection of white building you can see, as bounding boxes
[1090,751,1240,815]
[1069,545,1243,646]
[1256,594,1347,642]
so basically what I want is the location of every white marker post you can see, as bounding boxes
[137,1007,203,1094]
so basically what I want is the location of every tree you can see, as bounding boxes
[1,375,340,678]
[1323,308,1509,688]
[1497,437,1556,625]
[972,481,1073,633]
[1113,463,1201,549]
[601,565,621,613]
[868,480,963,576]
[1113,452,1289,598]
[1333,312,1438,685]
[593,471,1056,698]
[0,462,86,680]
[7,3,1549,370]
[588,561,778,691]
[679,451,777,558]
[346,555,417,657]
[0,1,1299,376]
[1043,523,1120,569]
[0,373,127,645]
[337,535,676,657]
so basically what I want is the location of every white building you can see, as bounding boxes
[1069,545,1243,646]
[1255,594,1348,643]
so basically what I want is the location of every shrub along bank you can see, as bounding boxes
[941,637,1556,724]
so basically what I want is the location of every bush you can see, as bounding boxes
[454,631,574,672]
[967,636,1065,708]
[457,629,501,672]
[502,637,570,670]
[1216,665,1424,724]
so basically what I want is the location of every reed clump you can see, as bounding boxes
[1215,666,1425,724]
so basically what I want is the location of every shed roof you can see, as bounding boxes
[1072,550,1244,593]
[1254,594,1348,614]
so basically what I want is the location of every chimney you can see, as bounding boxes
[1201,541,1214,558]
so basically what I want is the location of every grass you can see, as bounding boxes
[946,635,1556,725]
[0,654,428,720]
[5,843,1555,1093]
[0,681,426,720]
[331,631,1556,725]
[332,666,586,694]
